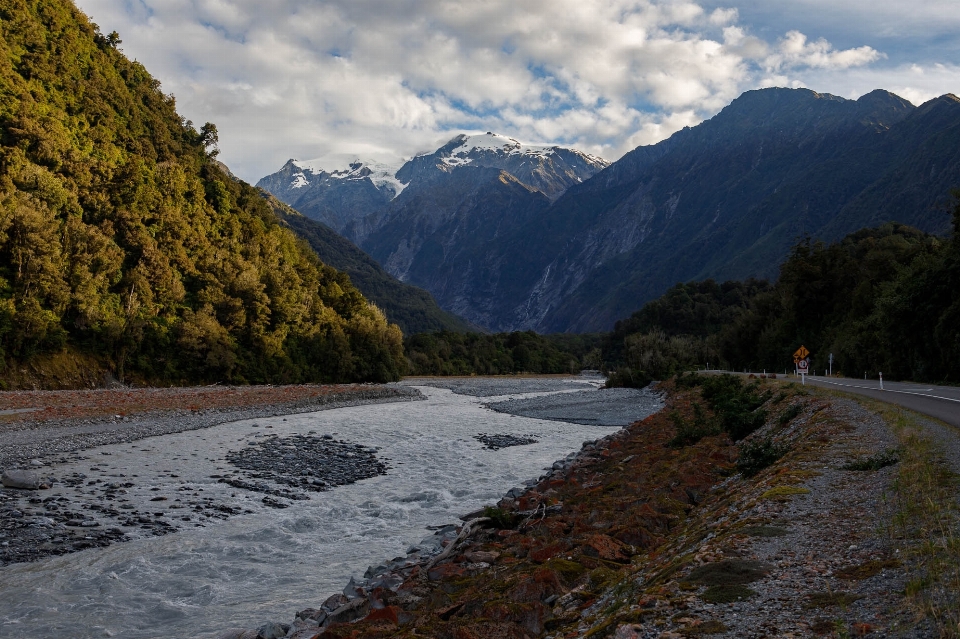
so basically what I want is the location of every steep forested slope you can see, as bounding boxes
[262,194,475,335]
[603,210,960,384]
[0,0,404,386]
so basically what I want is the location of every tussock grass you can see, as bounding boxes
[846,398,960,636]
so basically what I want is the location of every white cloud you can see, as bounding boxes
[769,31,882,71]
[73,0,907,182]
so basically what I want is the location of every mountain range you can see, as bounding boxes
[260,89,960,334]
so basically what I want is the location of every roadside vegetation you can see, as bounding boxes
[871,402,960,635]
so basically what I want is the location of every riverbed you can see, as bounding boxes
[0,378,661,639]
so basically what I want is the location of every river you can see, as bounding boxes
[0,379,660,639]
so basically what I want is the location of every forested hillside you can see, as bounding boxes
[404,331,600,376]
[263,194,475,336]
[0,0,404,387]
[603,205,960,385]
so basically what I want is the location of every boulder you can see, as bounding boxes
[2,470,43,490]
[255,621,288,639]
[464,550,499,564]
[325,598,371,626]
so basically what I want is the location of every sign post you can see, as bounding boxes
[792,346,810,383]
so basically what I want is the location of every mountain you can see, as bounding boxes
[0,0,404,387]
[262,90,959,335]
[256,157,404,232]
[530,88,958,332]
[260,193,476,335]
[256,132,607,237]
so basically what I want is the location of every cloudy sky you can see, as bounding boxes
[74,0,960,182]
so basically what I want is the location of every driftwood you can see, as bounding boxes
[422,517,490,574]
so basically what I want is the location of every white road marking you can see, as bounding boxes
[812,378,960,404]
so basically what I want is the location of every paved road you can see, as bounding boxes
[795,375,960,428]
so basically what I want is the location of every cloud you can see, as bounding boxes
[769,31,882,71]
[74,0,902,181]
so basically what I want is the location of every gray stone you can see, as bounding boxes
[255,621,288,639]
[325,598,370,626]
[2,470,42,490]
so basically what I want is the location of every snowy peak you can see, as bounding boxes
[433,132,607,169]
[438,132,556,166]
[285,157,407,198]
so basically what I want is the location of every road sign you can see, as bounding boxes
[797,359,809,372]
[793,345,810,361]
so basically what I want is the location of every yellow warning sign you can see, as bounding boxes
[793,345,810,361]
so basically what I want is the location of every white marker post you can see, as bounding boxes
[829,353,833,377]
[880,372,883,390]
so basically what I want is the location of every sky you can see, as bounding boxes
[73,0,960,182]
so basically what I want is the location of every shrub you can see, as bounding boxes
[674,371,704,389]
[777,403,802,425]
[605,367,652,388]
[737,437,789,477]
[843,448,901,471]
[667,402,721,448]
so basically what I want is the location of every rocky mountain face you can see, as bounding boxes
[261,194,476,335]
[261,89,960,334]
[529,88,960,332]
[256,132,608,237]
[256,158,403,232]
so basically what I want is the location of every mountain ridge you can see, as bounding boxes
[260,87,959,335]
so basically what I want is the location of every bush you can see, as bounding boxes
[674,371,704,389]
[604,367,652,388]
[700,375,771,441]
[777,403,802,425]
[667,402,721,448]
[843,448,901,471]
[737,437,789,477]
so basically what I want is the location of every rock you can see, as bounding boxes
[255,621,288,639]
[2,470,42,490]
[285,619,321,639]
[614,625,645,639]
[464,550,499,564]
[326,598,371,626]
[321,593,349,612]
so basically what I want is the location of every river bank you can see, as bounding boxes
[232,376,954,639]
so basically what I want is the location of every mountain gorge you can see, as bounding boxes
[261,89,960,334]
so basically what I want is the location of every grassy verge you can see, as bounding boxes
[844,397,960,636]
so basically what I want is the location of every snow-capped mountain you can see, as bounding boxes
[397,132,608,200]
[256,133,608,233]
[255,156,406,232]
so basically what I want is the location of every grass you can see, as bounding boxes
[699,584,757,603]
[804,591,862,609]
[686,559,771,585]
[841,397,960,637]
[842,447,901,471]
[834,558,901,580]
[760,485,810,500]
[740,525,790,537]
